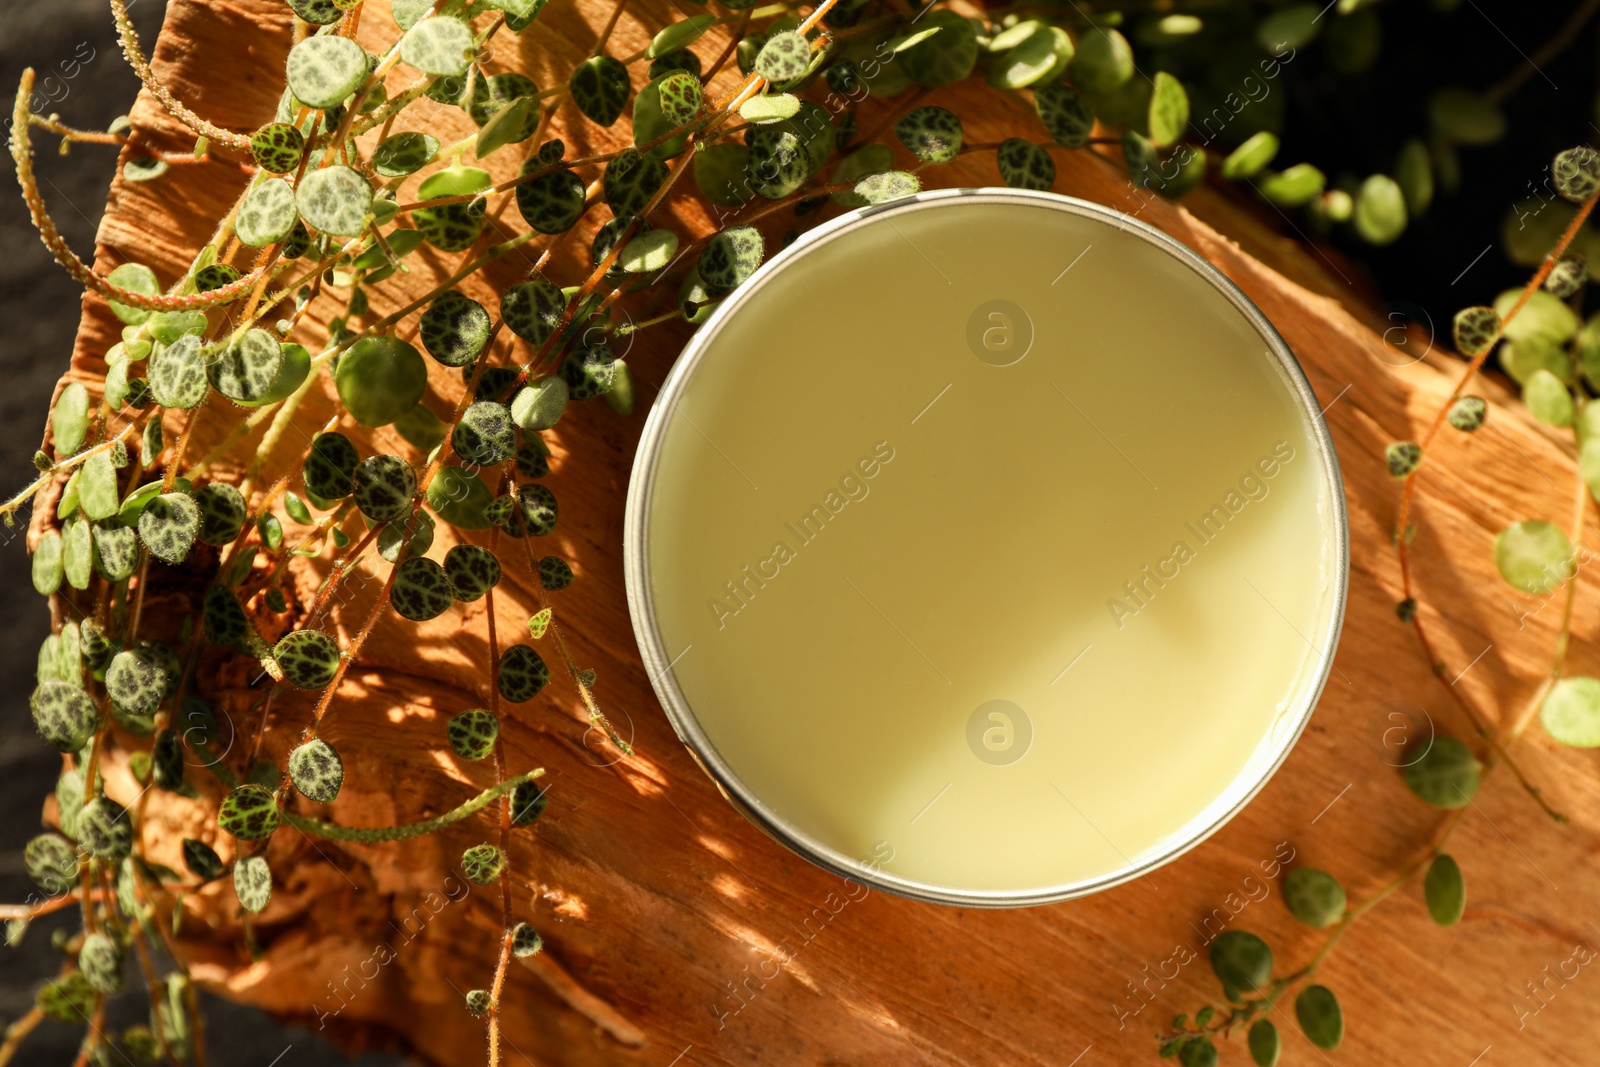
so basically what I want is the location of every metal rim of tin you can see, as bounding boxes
[623,187,1351,908]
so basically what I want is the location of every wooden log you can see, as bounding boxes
[41,0,1600,1063]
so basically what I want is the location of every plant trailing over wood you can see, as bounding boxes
[2,0,1591,1064]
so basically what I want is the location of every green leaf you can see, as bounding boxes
[1221,131,1278,180]
[1430,87,1506,146]
[632,73,690,161]
[1495,520,1572,594]
[1247,1020,1281,1067]
[739,92,800,124]
[296,165,373,237]
[527,607,552,639]
[1147,72,1189,149]
[1209,930,1272,991]
[427,467,495,529]
[1257,4,1322,51]
[996,138,1055,192]
[695,143,753,205]
[1495,288,1580,344]
[1258,163,1325,207]
[1541,676,1600,746]
[1423,854,1466,925]
[1395,138,1433,215]
[1177,1037,1217,1067]
[1294,985,1343,1050]
[107,263,160,325]
[1033,84,1094,148]
[285,35,368,110]
[988,25,1070,90]
[53,382,90,454]
[138,492,200,565]
[209,328,283,404]
[374,132,440,177]
[1070,26,1133,93]
[898,10,978,88]
[219,784,281,840]
[78,452,120,521]
[1283,868,1346,928]
[32,530,63,595]
[1353,174,1407,245]
[149,335,210,409]
[336,337,427,426]
[854,170,921,204]
[755,31,811,83]
[477,96,537,157]
[649,14,718,58]
[62,516,92,589]
[571,55,631,126]
[1402,736,1481,809]
[620,229,680,273]
[1524,369,1574,426]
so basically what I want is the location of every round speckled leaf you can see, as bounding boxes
[219,784,281,840]
[501,279,565,345]
[854,170,921,204]
[90,520,139,582]
[497,644,550,703]
[1283,868,1346,928]
[203,584,251,647]
[895,105,962,164]
[511,922,543,957]
[462,843,504,884]
[511,376,568,431]
[296,165,373,237]
[36,974,96,1024]
[25,833,77,895]
[698,225,764,292]
[107,647,167,716]
[336,337,427,426]
[515,167,587,234]
[149,335,209,409]
[182,838,224,881]
[656,70,702,125]
[286,35,368,110]
[414,201,486,251]
[447,709,499,760]
[571,55,630,126]
[620,229,678,273]
[402,16,473,77]
[746,126,807,199]
[209,328,283,403]
[30,681,99,752]
[1034,83,1095,148]
[288,0,341,23]
[250,123,305,174]
[236,178,299,248]
[79,932,125,994]
[304,432,359,499]
[1294,985,1343,1051]
[391,557,454,621]
[289,738,344,802]
[1540,676,1600,747]
[538,555,573,591]
[514,482,559,539]
[420,292,491,368]
[373,132,440,177]
[194,482,247,546]
[452,401,515,466]
[275,630,342,690]
[425,467,495,530]
[996,138,1055,191]
[351,455,417,522]
[510,780,547,825]
[603,148,669,218]
[755,31,811,83]
[32,529,63,595]
[444,544,501,601]
[78,797,133,861]
[138,492,199,565]
[234,854,273,913]
[1210,930,1272,992]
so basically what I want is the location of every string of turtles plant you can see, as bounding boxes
[0,0,1581,1064]
[1154,148,1600,1067]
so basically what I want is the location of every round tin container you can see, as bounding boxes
[624,188,1348,907]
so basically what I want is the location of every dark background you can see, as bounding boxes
[0,0,1593,1064]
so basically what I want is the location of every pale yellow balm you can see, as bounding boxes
[630,191,1345,904]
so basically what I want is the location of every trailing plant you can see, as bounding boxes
[1,0,1588,1063]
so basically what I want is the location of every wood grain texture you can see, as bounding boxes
[41,0,1600,1064]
